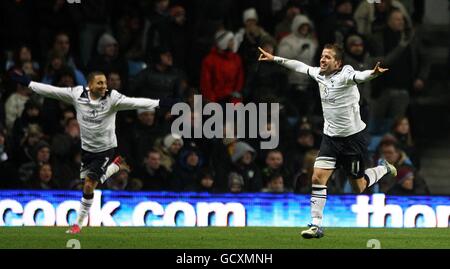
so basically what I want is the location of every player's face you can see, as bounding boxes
[320,49,341,74]
[89,75,108,99]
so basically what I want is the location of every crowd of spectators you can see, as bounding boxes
[0,0,430,195]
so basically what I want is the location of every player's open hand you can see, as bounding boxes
[372,62,388,76]
[258,47,274,61]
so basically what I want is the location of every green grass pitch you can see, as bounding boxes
[0,227,449,249]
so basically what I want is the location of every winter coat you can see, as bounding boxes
[200,47,244,103]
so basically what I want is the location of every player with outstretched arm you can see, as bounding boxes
[11,70,175,234]
[258,44,397,239]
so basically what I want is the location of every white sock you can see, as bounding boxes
[101,163,120,183]
[311,184,327,227]
[75,196,94,228]
[364,165,388,188]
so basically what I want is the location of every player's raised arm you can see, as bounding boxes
[112,90,177,112]
[258,47,313,74]
[10,69,75,104]
[351,62,389,84]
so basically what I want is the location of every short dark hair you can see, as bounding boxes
[323,43,344,64]
[87,71,106,83]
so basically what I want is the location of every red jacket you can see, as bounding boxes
[200,47,244,103]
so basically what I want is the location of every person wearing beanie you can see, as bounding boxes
[87,33,129,88]
[200,29,244,103]
[154,133,184,172]
[234,8,275,74]
[230,141,263,192]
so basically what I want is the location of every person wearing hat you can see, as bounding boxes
[233,8,275,74]
[171,141,205,191]
[200,29,244,103]
[229,141,263,192]
[154,133,184,172]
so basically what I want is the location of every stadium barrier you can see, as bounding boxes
[0,190,448,228]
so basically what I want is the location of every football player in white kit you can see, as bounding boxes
[258,44,397,238]
[11,70,175,234]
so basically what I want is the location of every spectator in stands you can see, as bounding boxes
[171,142,205,191]
[391,116,420,169]
[4,79,32,131]
[52,32,79,71]
[286,128,316,178]
[189,168,217,193]
[29,163,59,190]
[144,0,172,59]
[234,8,275,74]
[115,7,147,62]
[227,172,245,194]
[132,149,171,191]
[51,118,81,188]
[368,9,430,134]
[230,141,263,192]
[262,173,292,193]
[78,0,112,67]
[154,133,184,173]
[5,45,40,72]
[11,100,43,151]
[277,14,318,117]
[379,140,429,195]
[87,33,129,88]
[243,35,289,103]
[261,149,292,189]
[126,108,167,168]
[167,5,190,71]
[131,47,187,100]
[354,0,412,36]
[42,50,86,86]
[318,0,357,47]
[18,140,51,184]
[292,149,319,194]
[41,65,78,136]
[200,29,244,104]
[13,124,45,167]
[274,4,301,42]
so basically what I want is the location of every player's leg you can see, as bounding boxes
[301,134,338,239]
[301,167,334,239]
[101,156,129,184]
[67,149,115,234]
[343,130,397,193]
[354,159,397,193]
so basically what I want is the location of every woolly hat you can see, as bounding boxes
[346,34,363,47]
[243,8,258,23]
[97,33,118,55]
[163,133,184,148]
[215,30,234,51]
[231,141,256,163]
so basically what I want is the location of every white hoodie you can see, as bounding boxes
[277,15,318,90]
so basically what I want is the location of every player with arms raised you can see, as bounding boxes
[11,71,175,234]
[258,44,397,239]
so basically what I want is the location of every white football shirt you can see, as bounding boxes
[274,57,377,137]
[29,82,160,153]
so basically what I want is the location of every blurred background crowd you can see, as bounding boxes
[0,0,449,195]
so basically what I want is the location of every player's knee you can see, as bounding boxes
[311,173,322,185]
[351,178,366,194]
[83,178,97,194]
